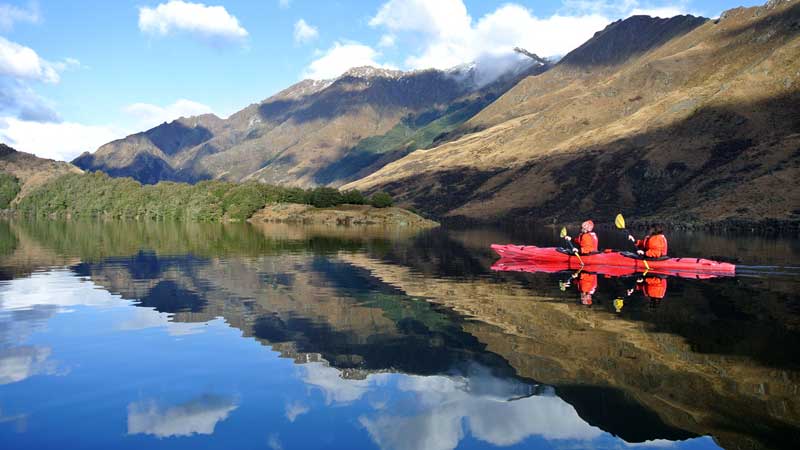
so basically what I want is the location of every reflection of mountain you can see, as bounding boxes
[338,252,800,449]
[5,219,800,448]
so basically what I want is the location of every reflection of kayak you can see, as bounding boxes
[490,245,736,276]
[491,258,726,279]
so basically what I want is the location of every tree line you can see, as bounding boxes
[14,172,394,221]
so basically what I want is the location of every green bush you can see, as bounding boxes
[15,172,378,221]
[341,189,366,205]
[309,187,344,208]
[369,191,393,208]
[0,172,21,209]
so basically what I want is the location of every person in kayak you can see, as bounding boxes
[628,223,668,258]
[564,220,599,255]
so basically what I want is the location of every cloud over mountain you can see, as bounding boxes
[138,1,248,46]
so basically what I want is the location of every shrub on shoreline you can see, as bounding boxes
[15,172,393,221]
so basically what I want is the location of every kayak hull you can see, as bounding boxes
[491,258,726,279]
[490,244,735,276]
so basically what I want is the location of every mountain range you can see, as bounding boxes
[73,54,548,187]
[6,0,799,227]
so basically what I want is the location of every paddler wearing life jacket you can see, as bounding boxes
[563,220,599,255]
[628,223,668,258]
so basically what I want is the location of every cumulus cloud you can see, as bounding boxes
[0,1,40,31]
[369,1,607,70]
[303,42,394,80]
[278,0,291,10]
[0,80,60,123]
[561,0,693,18]
[123,98,214,131]
[138,1,248,46]
[293,19,319,44]
[0,36,59,83]
[0,37,83,126]
[127,394,238,438]
[0,116,121,161]
[377,34,396,48]
[367,0,692,71]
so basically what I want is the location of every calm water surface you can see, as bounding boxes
[0,220,798,450]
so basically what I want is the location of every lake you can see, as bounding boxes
[0,220,798,450]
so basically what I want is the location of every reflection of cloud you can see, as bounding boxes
[302,362,378,404]
[267,433,284,450]
[0,346,56,384]
[0,270,123,311]
[285,401,309,422]
[127,394,238,438]
[117,307,207,336]
[624,439,678,447]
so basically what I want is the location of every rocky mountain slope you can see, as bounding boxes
[0,144,82,204]
[75,57,548,188]
[347,0,800,227]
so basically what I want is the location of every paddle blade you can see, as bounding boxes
[615,213,626,229]
[560,227,567,238]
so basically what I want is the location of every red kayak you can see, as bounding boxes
[491,257,726,279]
[490,244,736,276]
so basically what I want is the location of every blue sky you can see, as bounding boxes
[0,0,763,161]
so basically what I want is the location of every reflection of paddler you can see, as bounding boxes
[636,276,668,299]
[573,272,597,305]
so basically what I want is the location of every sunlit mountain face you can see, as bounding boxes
[1,220,798,449]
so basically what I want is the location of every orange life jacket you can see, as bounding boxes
[573,232,598,254]
[637,277,667,299]
[636,234,668,258]
[577,273,598,295]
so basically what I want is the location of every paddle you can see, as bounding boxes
[560,226,584,267]
[615,213,649,270]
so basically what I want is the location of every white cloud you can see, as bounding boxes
[377,34,396,48]
[293,19,319,44]
[278,0,291,9]
[629,7,687,18]
[138,1,248,46]
[0,36,59,83]
[127,394,238,438]
[303,42,394,80]
[0,117,122,161]
[368,0,690,71]
[0,1,40,31]
[370,1,608,70]
[123,98,214,131]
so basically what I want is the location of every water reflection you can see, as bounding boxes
[0,219,798,449]
[127,395,238,438]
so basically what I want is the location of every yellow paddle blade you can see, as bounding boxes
[560,226,567,238]
[615,213,626,229]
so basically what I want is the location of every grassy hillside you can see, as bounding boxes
[346,1,800,228]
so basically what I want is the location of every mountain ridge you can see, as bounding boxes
[74,55,548,188]
[345,0,800,227]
